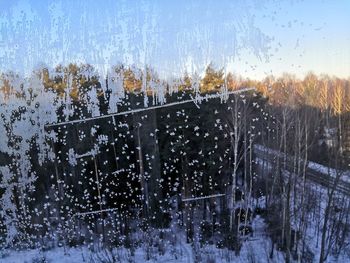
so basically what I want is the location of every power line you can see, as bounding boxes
[45,87,255,129]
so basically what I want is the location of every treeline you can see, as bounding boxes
[1,63,350,109]
[1,63,349,158]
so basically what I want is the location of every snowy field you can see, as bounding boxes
[0,216,285,263]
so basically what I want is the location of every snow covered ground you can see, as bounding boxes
[1,214,286,263]
[254,144,350,183]
[255,149,350,263]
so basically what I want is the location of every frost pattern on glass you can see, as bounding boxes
[0,1,350,262]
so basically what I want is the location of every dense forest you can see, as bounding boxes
[0,64,350,263]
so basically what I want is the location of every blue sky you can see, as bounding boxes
[0,0,349,79]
